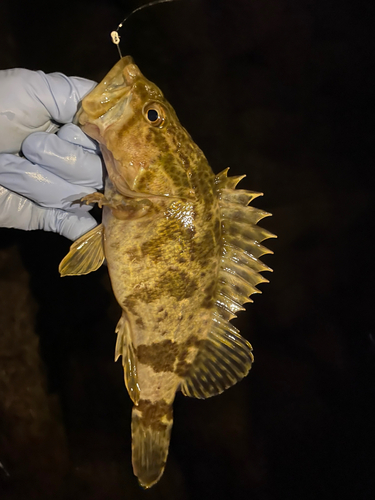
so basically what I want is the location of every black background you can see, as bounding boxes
[0,0,374,499]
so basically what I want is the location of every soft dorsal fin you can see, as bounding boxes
[59,224,105,277]
[115,313,140,405]
[181,313,254,399]
[181,169,276,399]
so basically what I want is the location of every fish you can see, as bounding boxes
[59,56,276,488]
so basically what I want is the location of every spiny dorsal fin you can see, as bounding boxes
[59,224,105,276]
[115,313,140,405]
[181,168,275,399]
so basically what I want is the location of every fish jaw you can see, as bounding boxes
[78,56,137,124]
[77,57,137,195]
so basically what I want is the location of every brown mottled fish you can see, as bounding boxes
[59,56,275,488]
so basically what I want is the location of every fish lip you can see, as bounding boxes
[77,88,132,127]
[77,56,137,126]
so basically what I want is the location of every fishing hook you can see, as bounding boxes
[111,0,179,59]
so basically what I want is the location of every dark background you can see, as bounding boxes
[0,0,374,499]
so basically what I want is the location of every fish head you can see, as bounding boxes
[78,56,204,200]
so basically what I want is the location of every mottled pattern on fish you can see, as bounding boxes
[59,57,275,488]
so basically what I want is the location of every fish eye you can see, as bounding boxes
[147,109,159,122]
[144,102,165,127]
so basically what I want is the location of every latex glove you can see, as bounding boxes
[0,68,96,154]
[0,69,103,240]
[0,123,103,240]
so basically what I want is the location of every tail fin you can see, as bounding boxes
[131,400,173,489]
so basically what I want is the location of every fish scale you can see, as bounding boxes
[59,56,276,488]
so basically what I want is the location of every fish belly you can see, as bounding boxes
[103,203,217,487]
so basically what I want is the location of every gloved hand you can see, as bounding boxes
[0,68,103,241]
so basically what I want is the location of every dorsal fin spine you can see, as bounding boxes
[220,189,264,206]
[222,261,269,286]
[227,238,273,258]
[224,175,247,189]
[222,220,276,244]
[221,205,272,225]
[222,243,273,273]
[220,270,263,295]
[218,283,253,306]
[218,291,246,313]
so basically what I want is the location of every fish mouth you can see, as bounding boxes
[78,56,140,126]
[77,57,139,195]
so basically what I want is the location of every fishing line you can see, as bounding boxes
[111,0,179,59]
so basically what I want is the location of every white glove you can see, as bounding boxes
[0,69,103,240]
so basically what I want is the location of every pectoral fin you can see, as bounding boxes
[59,224,105,276]
[115,313,140,404]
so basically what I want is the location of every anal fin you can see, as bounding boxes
[59,224,105,276]
[115,313,140,404]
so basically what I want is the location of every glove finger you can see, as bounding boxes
[0,184,38,230]
[22,132,103,190]
[0,184,97,240]
[34,71,96,124]
[57,123,100,153]
[0,154,96,212]
[0,70,96,154]
[42,207,98,241]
